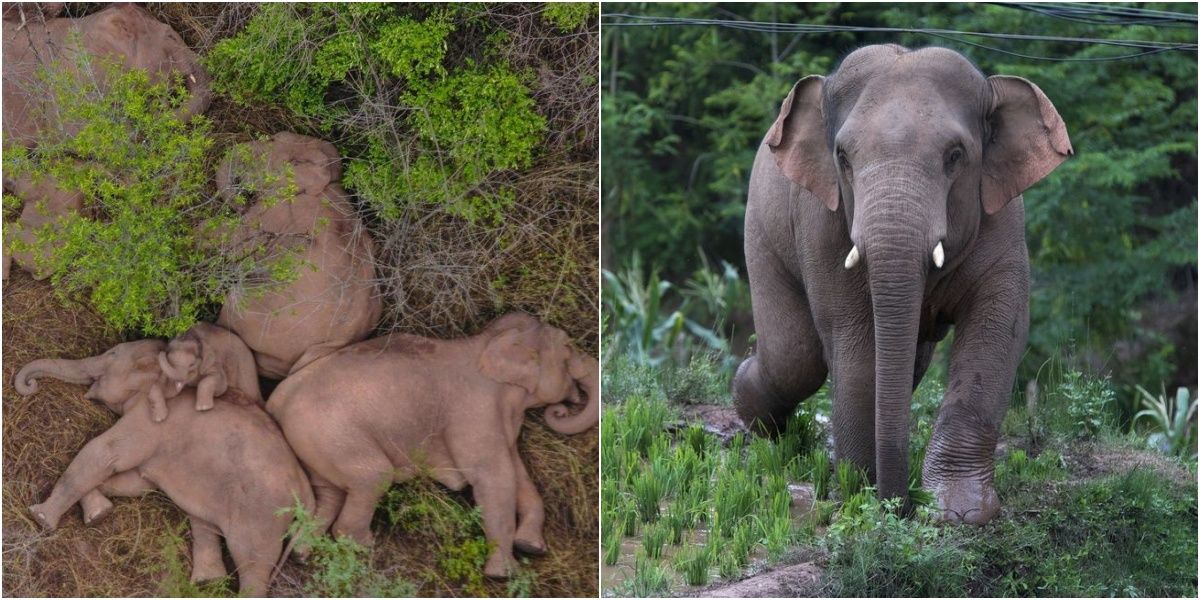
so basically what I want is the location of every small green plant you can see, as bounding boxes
[381,480,493,595]
[641,521,668,559]
[542,2,595,31]
[630,550,671,597]
[1059,369,1116,438]
[152,523,235,597]
[281,499,418,597]
[673,544,711,586]
[1134,385,1197,458]
[802,449,832,500]
[834,460,868,499]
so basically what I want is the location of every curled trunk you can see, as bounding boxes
[544,351,599,435]
[15,357,101,395]
[158,351,189,381]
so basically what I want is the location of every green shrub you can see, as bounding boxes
[3,57,293,336]
[542,3,595,31]
[206,4,546,224]
[1059,370,1117,438]
[381,480,492,595]
[281,500,417,597]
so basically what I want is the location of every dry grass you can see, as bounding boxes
[4,2,598,597]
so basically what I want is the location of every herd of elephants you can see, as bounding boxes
[3,3,598,595]
[3,2,1084,598]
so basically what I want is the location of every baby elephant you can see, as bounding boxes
[149,322,262,422]
[15,340,315,596]
[268,312,599,578]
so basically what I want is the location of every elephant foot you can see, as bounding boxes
[732,356,791,437]
[190,560,228,585]
[514,537,547,556]
[28,503,59,530]
[483,552,516,579]
[931,478,1000,525]
[151,402,169,423]
[195,397,213,412]
[82,496,114,526]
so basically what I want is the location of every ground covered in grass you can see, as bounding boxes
[600,352,1198,598]
[4,3,597,597]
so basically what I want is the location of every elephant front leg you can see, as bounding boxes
[828,343,878,482]
[79,470,157,525]
[510,446,546,556]
[30,424,151,530]
[449,430,518,578]
[923,281,1028,524]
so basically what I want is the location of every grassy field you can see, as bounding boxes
[600,349,1198,597]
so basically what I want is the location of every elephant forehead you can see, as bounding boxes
[829,46,988,118]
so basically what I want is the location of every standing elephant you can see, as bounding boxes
[733,45,1071,523]
[149,321,263,422]
[267,312,599,578]
[216,132,382,379]
[14,340,315,596]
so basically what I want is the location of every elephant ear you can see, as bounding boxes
[479,323,542,395]
[767,75,840,211]
[982,76,1073,215]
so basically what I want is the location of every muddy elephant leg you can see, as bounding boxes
[79,470,157,525]
[734,245,828,435]
[510,446,546,556]
[225,528,278,597]
[29,423,152,530]
[923,275,1028,525]
[189,515,228,584]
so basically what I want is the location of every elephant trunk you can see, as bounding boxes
[14,356,103,395]
[544,351,599,435]
[857,178,936,503]
[158,351,189,381]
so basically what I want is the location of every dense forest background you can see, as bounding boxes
[601,2,1197,406]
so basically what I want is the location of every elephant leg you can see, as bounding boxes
[309,471,346,536]
[923,275,1028,525]
[80,470,157,525]
[510,446,546,556]
[330,471,389,548]
[829,339,878,481]
[449,432,518,578]
[734,246,828,435]
[225,528,278,597]
[29,421,152,530]
[189,515,228,584]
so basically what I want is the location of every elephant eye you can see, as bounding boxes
[944,147,965,175]
[837,150,853,181]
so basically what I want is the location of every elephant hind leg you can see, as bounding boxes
[226,529,279,597]
[310,472,347,538]
[189,515,228,584]
[511,447,546,556]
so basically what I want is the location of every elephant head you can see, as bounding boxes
[15,339,167,414]
[767,45,1071,501]
[479,312,599,434]
[216,132,342,205]
[157,336,201,394]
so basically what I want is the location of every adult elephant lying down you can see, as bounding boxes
[733,45,1072,524]
[15,339,314,596]
[267,312,599,578]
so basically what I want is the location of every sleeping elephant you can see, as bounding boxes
[14,340,315,596]
[2,3,212,279]
[215,132,382,379]
[733,45,1071,524]
[150,321,263,422]
[267,312,599,578]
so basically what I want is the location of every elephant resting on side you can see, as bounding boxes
[2,2,212,146]
[267,312,599,578]
[216,132,382,379]
[15,340,315,596]
[149,321,263,422]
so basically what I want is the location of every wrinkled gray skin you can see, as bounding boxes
[1,3,212,279]
[15,340,315,596]
[150,321,263,423]
[268,312,599,578]
[216,132,382,379]
[733,45,1071,524]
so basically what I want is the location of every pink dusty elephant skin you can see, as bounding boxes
[267,312,599,578]
[733,45,1072,524]
[216,132,382,379]
[149,321,263,423]
[15,339,315,596]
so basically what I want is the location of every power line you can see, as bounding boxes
[600,13,1198,62]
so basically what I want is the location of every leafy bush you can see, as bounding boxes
[3,57,292,336]
[542,3,595,31]
[282,500,417,597]
[206,4,547,224]
[1059,370,1117,438]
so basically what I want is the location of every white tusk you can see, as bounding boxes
[933,242,945,268]
[844,245,860,269]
